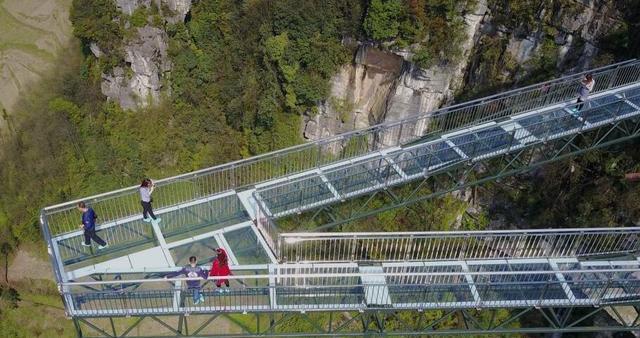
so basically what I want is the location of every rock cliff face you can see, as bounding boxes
[101,26,172,109]
[304,47,403,141]
[98,0,191,109]
[304,0,488,143]
[465,0,622,91]
[305,0,624,143]
[115,0,191,23]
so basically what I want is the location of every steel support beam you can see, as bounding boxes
[70,305,640,337]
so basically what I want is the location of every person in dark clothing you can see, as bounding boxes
[140,178,160,224]
[165,256,207,304]
[77,201,108,249]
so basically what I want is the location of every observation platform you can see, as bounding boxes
[40,60,640,319]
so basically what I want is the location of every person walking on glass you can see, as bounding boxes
[576,74,595,111]
[77,201,108,249]
[165,256,207,305]
[140,178,160,224]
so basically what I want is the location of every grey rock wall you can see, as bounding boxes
[101,26,171,109]
[99,0,191,109]
[304,0,488,145]
[467,0,621,89]
[306,0,623,147]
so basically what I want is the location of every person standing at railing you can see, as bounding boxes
[164,256,207,304]
[77,202,108,249]
[140,178,161,224]
[576,74,595,111]
[210,248,233,293]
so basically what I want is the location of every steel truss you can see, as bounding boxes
[72,305,640,337]
[285,109,640,233]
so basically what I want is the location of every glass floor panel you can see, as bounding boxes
[169,236,220,267]
[260,176,334,215]
[517,109,583,138]
[59,220,156,269]
[451,127,514,157]
[224,226,272,265]
[161,194,249,244]
[429,141,462,164]
[326,160,402,196]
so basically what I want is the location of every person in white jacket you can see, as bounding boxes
[140,178,161,224]
[576,74,594,111]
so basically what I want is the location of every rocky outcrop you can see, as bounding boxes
[101,26,171,109]
[116,0,191,23]
[99,0,191,109]
[304,47,403,142]
[304,0,488,144]
[306,0,624,146]
[466,0,622,89]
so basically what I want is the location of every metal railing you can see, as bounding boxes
[61,265,640,316]
[42,60,640,237]
[277,227,640,262]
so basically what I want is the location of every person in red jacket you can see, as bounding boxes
[210,248,231,293]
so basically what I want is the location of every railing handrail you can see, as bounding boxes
[61,267,640,286]
[278,227,640,238]
[42,59,639,214]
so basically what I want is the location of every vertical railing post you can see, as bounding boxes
[277,234,283,262]
[597,277,613,306]
[230,165,237,189]
[608,66,620,90]
[537,280,551,308]
[350,236,357,261]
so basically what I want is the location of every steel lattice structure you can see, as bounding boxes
[39,59,640,337]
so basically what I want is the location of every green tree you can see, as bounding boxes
[0,286,20,310]
[70,0,124,69]
[363,0,403,40]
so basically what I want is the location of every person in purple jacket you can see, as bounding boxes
[164,256,207,304]
[77,201,108,249]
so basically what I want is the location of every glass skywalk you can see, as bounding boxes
[63,257,640,317]
[255,85,640,219]
[39,60,640,324]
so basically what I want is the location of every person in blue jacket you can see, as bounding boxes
[77,201,108,249]
[165,256,208,304]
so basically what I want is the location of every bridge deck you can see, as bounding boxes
[255,85,640,218]
[64,256,640,317]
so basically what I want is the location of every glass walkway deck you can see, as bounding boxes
[65,256,640,317]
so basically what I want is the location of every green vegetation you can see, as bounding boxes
[70,0,124,70]
[362,0,477,68]
[487,143,640,229]
[0,279,76,337]
[2,0,640,336]
[166,0,362,154]
[363,0,403,40]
